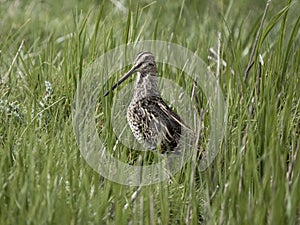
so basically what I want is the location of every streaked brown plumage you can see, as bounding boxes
[104,51,190,153]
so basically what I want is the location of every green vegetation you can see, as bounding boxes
[0,0,299,224]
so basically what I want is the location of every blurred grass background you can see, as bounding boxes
[0,0,299,224]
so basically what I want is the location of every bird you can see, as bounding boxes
[104,51,192,154]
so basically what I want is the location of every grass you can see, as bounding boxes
[0,0,299,224]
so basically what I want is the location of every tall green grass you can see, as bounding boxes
[0,0,299,224]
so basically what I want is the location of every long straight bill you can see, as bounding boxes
[103,65,137,97]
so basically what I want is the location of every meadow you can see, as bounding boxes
[0,0,299,224]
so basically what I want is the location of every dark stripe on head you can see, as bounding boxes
[135,51,153,62]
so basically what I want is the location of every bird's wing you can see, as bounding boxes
[129,96,193,152]
[155,99,192,132]
[141,97,189,150]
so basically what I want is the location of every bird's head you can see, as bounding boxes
[104,51,157,96]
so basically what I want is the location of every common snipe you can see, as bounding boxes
[104,51,191,154]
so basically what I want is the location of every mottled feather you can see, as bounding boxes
[127,96,184,153]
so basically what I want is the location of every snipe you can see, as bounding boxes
[104,51,190,154]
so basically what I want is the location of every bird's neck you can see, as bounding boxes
[132,72,161,102]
